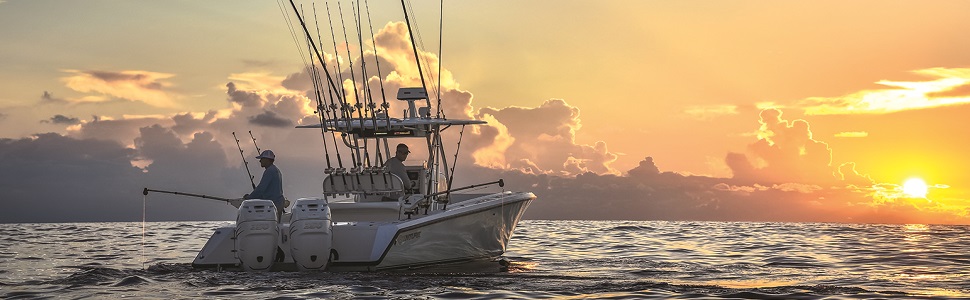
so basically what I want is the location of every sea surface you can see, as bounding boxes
[1,220,969,299]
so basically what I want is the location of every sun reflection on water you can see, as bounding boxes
[903,223,929,232]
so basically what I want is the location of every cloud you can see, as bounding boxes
[726,108,835,184]
[67,115,172,147]
[926,82,970,98]
[683,104,739,120]
[798,67,970,115]
[834,131,868,138]
[837,162,874,186]
[61,70,180,108]
[0,133,146,222]
[473,99,619,176]
[226,82,262,108]
[8,21,968,225]
[41,91,67,104]
[249,110,294,127]
[499,164,966,224]
[628,157,661,177]
[41,114,81,125]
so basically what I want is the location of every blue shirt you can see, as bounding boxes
[248,164,285,208]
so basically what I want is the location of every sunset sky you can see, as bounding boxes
[2,0,969,224]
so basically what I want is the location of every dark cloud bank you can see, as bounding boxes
[0,131,946,224]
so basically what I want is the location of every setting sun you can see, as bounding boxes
[903,178,929,198]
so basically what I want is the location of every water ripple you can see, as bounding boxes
[1,221,969,299]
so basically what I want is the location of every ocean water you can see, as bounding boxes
[1,220,968,299]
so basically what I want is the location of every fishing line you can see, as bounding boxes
[142,194,147,270]
[276,0,312,70]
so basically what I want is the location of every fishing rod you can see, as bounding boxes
[337,1,368,171]
[401,0,432,117]
[304,7,343,190]
[435,0,444,119]
[363,0,392,163]
[353,2,380,169]
[142,188,234,202]
[324,2,349,173]
[248,131,261,153]
[303,10,333,173]
[233,132,256,189]
[286,0,345,109]
[324,2,350,129]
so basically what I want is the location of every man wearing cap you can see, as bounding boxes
[245,149,286,220]
[384,143,412,199]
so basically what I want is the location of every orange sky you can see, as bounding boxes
[1,0,969,223]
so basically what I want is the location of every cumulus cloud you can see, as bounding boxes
[472,99,619,176]
[726,108,836,184]
[226,82,262,108]
[61,70,180,108]
[628,157,661,177]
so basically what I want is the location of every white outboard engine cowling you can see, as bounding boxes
[234,199,279,272]
[288,197,332,271]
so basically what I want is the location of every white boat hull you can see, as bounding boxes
[193,191,535,271]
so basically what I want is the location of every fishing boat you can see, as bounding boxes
[175,1,536,271]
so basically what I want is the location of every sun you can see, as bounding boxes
[902,178,928,198]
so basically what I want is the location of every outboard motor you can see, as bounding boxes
[234,199,279,272]
[288,197,332,271]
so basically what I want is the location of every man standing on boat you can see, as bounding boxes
[244,149,286,220]
[385,143,412,199]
